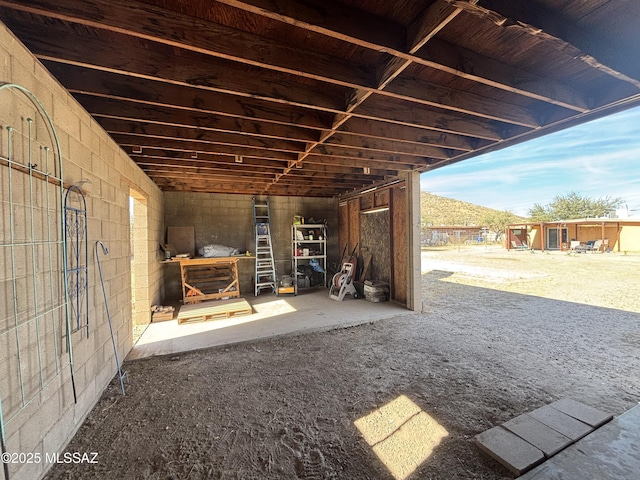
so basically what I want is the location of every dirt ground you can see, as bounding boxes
[46,246,640,479]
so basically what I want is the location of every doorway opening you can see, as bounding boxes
[130,189,150,344]
[546,226,568,250]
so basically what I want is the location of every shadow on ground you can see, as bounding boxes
[46,274,640,480]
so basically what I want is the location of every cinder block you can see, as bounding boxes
[99,138,117,167]
[73,376,96,423]
[42,403,75,456]
[19,393,61,453]
[549,398,613,428]
[11,447,45,480]
[528,405,593,441]
[52,96,81,141]
[503,414,572,457]
[475,426,545,475]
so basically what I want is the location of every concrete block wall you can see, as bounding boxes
[163,192,339,299]
[0,22,164,480]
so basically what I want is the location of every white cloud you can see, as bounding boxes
[421,105,640,216]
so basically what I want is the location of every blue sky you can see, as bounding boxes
[420,105,640,217]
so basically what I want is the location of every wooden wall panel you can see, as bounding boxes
[339,202,348,258]
[360,193,374,210]
[374,189,389,207]
[348,198,360,255]
[391,186,407,304]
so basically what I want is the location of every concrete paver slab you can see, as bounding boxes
[549,398,613,428]
[528,405,593,442]
[520,404,640,480]
[503,414,572,457]
[475,426,545,475]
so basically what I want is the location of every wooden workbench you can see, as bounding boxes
[165,257,243,304]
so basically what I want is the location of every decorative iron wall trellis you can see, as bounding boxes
[0,83,76,476]
[64,185,89,338]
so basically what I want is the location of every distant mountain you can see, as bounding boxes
[421,192,527,227]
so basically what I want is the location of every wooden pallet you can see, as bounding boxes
[177,298,253,325]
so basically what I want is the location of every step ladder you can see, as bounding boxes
[253,197,277,296]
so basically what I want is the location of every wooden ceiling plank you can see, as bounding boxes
[216,0,593,117]
[146,174,273,186]
[337,118,480,151]
[25,29,516,147]
[2,1,591,116]
[354,98,505,141]
[43,61,333,130]
[107,123,429,168]
[465,0,640,89]
[132,150,395,177]
[5,20,347,112]
[385,75,539,127]
[326,133,466,157]
[292,0,469,184]
[142,166,276,180]
[151,177,338,196]
[305,154,419,172]
[290,162,394,177]
[107,130,299,162]
[314,142,448,161]
[0,0,377,88]
[97,117,308,155]
[130,152,287,170]
[76,94,320,143]
[418,37,589,112]
[10,10,552,142]
[215,0,407,52]
[310,144,434,165]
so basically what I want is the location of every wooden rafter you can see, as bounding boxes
[0,0,638,197]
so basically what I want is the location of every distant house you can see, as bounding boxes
[422,225,491,246]
[506,219,640,252]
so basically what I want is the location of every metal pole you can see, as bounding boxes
[95,241,127,395]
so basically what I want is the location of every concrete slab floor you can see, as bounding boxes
[520,404,640,480]
[126,288,413,361]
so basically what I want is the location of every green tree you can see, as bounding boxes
[528,192,623,221]
[482,210,521,237]
[528,203,553,222]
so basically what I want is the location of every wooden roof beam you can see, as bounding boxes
[5,21,347,112]
[309,144,437,165]
[283,0,474,184]
[304,154,419,172]
[418,37,589,112]
[129,155,282,173]
[131,150,395,178]
[43,62,334,131]
[1,0,590,115]
[212,0,588,115]
[97,118,300,155]
[113,138,298,164]
[354,97,507,141]
[0,0,377,88]
[337,118,483,152]
[325,134,466,158]
[76,94,321,143]
[6,9,543,132]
